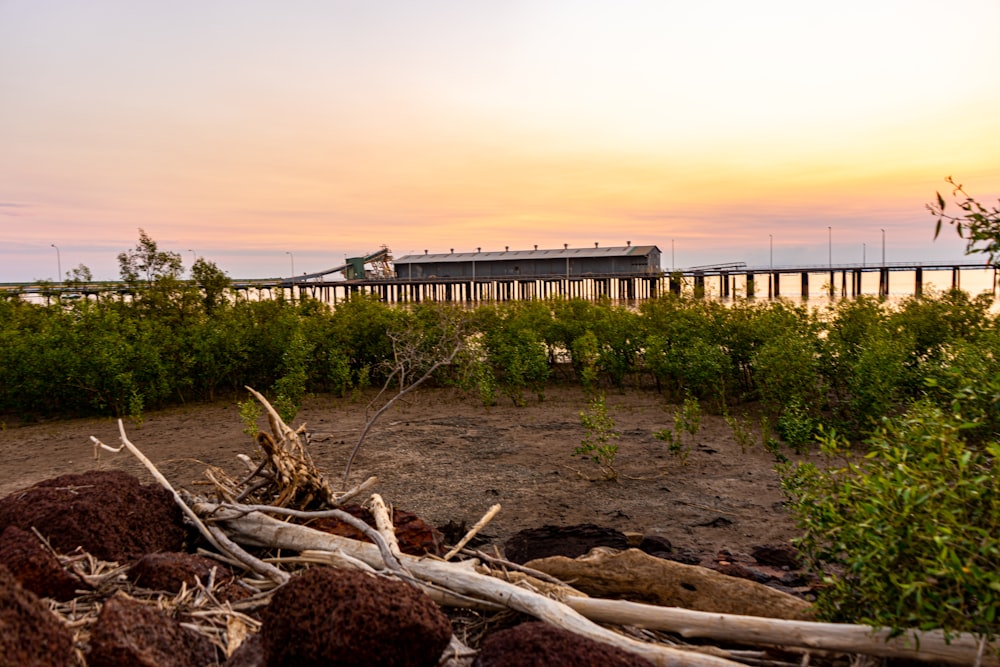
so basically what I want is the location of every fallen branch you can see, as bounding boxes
[207,502,406,576]
[91,422,285,585]
[564,597,999,667]
[443,503,501,561]
[333,475,378,507]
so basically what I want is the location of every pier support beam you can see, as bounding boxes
[878,269,889,298]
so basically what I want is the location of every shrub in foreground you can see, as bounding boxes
[780,392,1000,640]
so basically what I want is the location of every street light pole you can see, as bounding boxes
[828,226,832,269]
[50,244,61,283]
[769,234,773,271]
[286,251,294,278]
[881,229,885,266]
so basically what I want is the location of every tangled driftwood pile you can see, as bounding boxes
[0,389,997,667]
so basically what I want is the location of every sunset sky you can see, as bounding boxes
[3,0,999,282]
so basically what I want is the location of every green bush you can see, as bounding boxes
[781,394,1000,640]
[752,329,824,417]
[773,398,817,453]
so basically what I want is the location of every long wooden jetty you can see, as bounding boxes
[3,260,995,305]
[244,260,996,304]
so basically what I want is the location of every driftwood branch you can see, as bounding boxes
[333,475,378,506]
[91,422,285,584]
[443,503,501,561]
[565,597,998,667]
[209,502,406,576]
[364,494,401,558]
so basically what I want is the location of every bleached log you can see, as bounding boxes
[525,548,813,621]
[194,502,741,667]
[564,597,998,667]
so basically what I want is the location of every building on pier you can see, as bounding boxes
[393,243,661,280]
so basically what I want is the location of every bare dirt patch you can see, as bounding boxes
[0,385,804,559]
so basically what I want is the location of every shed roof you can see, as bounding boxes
[395,245,659,264]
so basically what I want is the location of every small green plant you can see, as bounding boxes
[654,395,702,464]
[725,412,756,453]
[127,389,144,428]
[238,395,263,438]
[654,426,687,463]
[574,393,620,481]
[678,394,701,439]
[350,365,371,403]
[475,361,498,407]
[571,331,600,391]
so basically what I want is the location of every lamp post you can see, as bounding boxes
[50,244,61,283]
[286,251,294,278]
[863,243,866,267]
[769,234,773,271]
[828,226,832,269]
[881,229,885,266]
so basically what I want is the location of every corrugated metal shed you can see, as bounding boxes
[394,244,661,279]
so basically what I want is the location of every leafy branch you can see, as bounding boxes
[929,176,1000,264]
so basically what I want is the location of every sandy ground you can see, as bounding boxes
[0,385,806,557]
